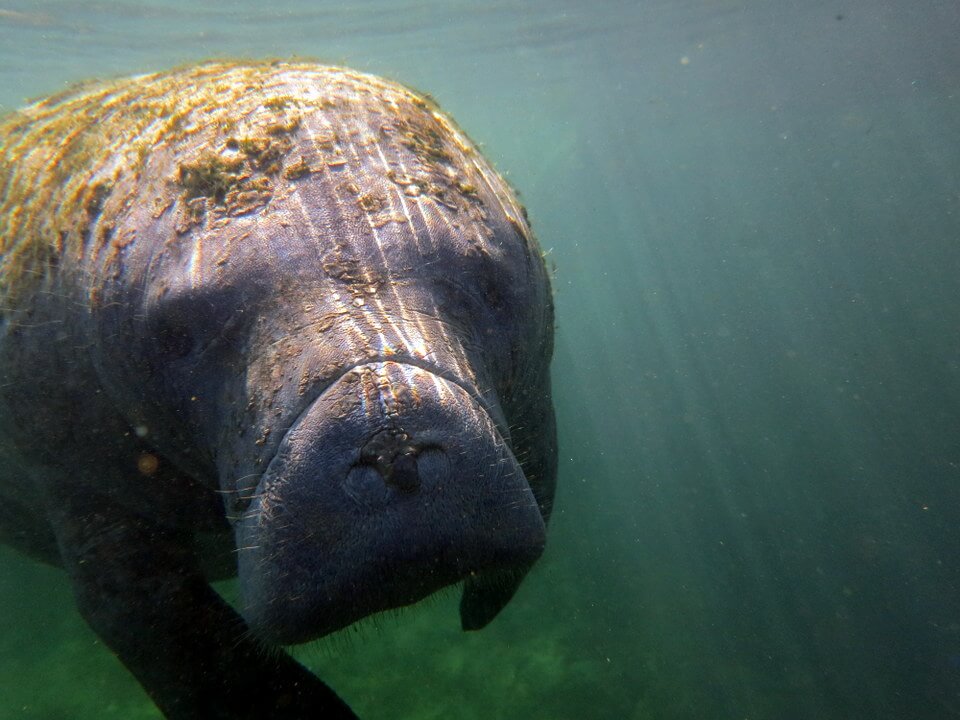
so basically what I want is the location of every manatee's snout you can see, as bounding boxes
[236,361,545,645]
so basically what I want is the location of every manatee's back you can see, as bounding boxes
[0,61,540,309]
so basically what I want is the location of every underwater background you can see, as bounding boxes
[1,0,959,718]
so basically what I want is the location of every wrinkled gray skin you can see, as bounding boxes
[0,64,555,719]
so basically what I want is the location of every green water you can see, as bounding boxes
[2,1,959,718]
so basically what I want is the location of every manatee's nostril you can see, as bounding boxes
[391,450,420,494]
[359,427,428,494]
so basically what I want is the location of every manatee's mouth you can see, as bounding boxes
[234,360,545,645]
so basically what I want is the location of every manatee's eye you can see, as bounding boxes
[146,289,244,364]
[154,320,195,359]
[434,252,513,337]
[145,282,258,375]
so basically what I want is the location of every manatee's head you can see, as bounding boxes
[90,63,555,645]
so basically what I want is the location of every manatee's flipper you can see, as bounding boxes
[46,489,358,720]
[0,492,61,567]
[460,568,530,631]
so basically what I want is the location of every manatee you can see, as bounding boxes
[0,61,556,719]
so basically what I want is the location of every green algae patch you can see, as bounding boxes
[283,156,311,180]
[178,155,246,202]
